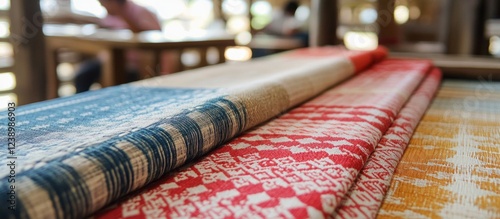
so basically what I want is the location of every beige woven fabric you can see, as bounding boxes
[134,52,355,131]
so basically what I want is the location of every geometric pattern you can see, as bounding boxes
[334,68,442,218]
[95,59,434,219]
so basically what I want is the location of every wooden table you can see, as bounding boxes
[44,24,236,99]
[248,34,304,50]
[247,34,305,58]
[486,19,500,38]
[390,52,500,81]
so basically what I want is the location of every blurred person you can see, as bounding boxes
[264,0,302,37]
[74,0,161,93]
[253,1,308,58]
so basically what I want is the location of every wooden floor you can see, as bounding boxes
[378,79,500,218]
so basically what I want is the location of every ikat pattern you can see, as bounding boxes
[378,79,500,218]
[0,86,248,219]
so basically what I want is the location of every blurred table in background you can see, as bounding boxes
[486,19,500,38]
[390,52,500,81]
[248,34,304,50]
[44,24,235,99]
[248,34,305,58]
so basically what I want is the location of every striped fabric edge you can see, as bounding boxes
[0,47,386,219]
[92,58,433,219]
[333,68,442,218]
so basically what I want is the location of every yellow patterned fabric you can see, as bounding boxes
[378,79,500,218]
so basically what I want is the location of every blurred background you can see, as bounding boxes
[1,0,499,109]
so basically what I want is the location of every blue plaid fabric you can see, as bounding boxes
[0,85,247,219]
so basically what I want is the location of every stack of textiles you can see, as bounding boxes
[0,46,441,219]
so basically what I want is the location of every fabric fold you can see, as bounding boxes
[0,47,385,219]
[94,58,436,219]
[334,68,442,218]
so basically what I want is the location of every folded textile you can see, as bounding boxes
[94,58,436,219]
[378,79,500,218]
[334,68,442,218]
[0,47,385,219]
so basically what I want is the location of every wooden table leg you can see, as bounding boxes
[101,48,126,87]
[217,46,227,64]
[176,49,184,73]
[45,47,59,99]
[152,49,162,77]
[198,47,208,68]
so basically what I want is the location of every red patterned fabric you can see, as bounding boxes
[95,59,435,219]
[334,68,442,218]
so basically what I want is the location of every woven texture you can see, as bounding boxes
[334,68,442,218]
[378,79,500,218]
[95,59,436,219]
[0,47,385,219]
